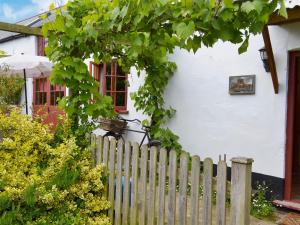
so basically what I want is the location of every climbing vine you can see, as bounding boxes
[43,0,286,151]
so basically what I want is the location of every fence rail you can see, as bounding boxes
[91,135,253,225]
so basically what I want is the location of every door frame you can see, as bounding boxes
[285,51,300,200]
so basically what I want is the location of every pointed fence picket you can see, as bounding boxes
[108,138,116,222]
[91,135,253,225]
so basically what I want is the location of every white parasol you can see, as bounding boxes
[0,54,53,114]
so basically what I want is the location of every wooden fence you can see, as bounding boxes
[91,135,253,225]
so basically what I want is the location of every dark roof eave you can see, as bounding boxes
[0,34,27,44]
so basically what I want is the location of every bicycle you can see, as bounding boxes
[98,116,161,148]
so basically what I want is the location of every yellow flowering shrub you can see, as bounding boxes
[0,110,110,225]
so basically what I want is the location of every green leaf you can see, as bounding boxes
[54,16,65,31]
[223,0,233,8]
[49,3,55,11]
[211,19,221,30]
[210,0,216,9]
[110,7,120,20]
[238,35,249,54]
[219,28,234,41]
[278,0,287,18]
[173,21,195,39]
[253,0,265,13]
[120,5,129,18]
[219,9,234,21]
[184,0,193,7]
[241,2,255,13]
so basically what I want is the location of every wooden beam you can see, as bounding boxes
[0,21,42,36]
[268,7,300,25]
[262,26,279,94]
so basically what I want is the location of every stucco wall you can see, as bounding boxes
[123,22,300,178]
[0,36,37,116]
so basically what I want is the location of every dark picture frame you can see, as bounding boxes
[229,75,256,95]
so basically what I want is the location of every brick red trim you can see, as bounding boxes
[285,51,300,200]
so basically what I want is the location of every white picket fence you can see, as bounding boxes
[91,135,253,225]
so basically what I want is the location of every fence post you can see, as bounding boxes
[230,157,254,225]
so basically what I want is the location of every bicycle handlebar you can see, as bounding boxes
[118,117,151,131]
[121,118,142,124]
[116,115,141,123]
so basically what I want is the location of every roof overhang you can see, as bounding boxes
[263,6,300,94]
[268,6,300,25]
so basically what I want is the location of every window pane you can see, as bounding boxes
[51,92,55,105]
[39,93,42,105]
[106,63,111,75]
[36,93,40,105]
[42,92,47,105]
[36,80,40,91]
[116,64,125,76]
[36,92,47,105]
[116,76,126,91]
[116,92,125,107]
[106,76,111,91]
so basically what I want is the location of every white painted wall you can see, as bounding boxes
[123,22,300,178]
[0,36,37,116]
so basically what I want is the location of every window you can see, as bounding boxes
[35,78,47,105]
[50,84,65,106]
[90,61,128,112]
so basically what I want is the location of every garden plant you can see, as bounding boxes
[0,110,110,225]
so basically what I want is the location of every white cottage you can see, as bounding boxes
[1,2,300,209]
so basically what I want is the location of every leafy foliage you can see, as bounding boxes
[0,49,24,113]
[43,0,285,152]
[0,76,24,113]
[0,110,110,225]
[251,183,275,219]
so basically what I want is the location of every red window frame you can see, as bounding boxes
[33,78,66,106]
[90,61,128,113]
[34,78,48,105]
[50,84,65,106]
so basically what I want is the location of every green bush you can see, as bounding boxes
[0,76,24,105]
[0,76,24,114]
[0,109,111,225]
[251,183,275,219]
